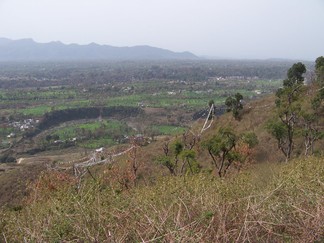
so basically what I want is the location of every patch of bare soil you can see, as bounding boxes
[0,147,87,208]
[0,163,46,208]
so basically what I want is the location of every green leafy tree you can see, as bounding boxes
[179,149,200,174]
[315,56,324,70]
[157,139,200,176]
[225,93,243,120]
[156,155,175,175]
[266,119,291,158]
[286,61,324,157]
[315,56,324,86]
[203,128,258,177]
[300,57,324,155]
[202,127,239,177]
[268,62,306,161]
[300,112,324,156]
[314,56,324,103]
[285,62,306,86]
[156,140,183,175]
[240,132,259,148]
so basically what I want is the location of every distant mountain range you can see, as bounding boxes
[0,38,198,61]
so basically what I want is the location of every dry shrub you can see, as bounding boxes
[1,156,323,242]
[26,170,77,203]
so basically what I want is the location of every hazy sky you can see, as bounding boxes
[0,0,323,60]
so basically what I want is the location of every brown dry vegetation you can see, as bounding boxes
[135,94,323,179]
[0,156,323,242]
[0,163,46,207]
[0,148,87,207]
[0,89,323,242]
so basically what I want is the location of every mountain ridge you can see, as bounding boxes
[0,38,198,61]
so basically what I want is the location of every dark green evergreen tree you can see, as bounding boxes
[225,93,243,120]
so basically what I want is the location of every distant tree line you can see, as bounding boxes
[0,60,311,89]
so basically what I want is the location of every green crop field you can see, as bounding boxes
[19,105,52,116]
[0,78,282,119]
[50,120,129,140]
[151,125,187,135]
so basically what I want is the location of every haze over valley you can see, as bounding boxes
[0,37,197,61]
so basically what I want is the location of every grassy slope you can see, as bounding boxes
[135,95,299,179]
[0,156,323,242]
[0,163,46,207]
[210,95,290,163]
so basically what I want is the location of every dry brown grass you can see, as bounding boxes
[0,163,46,207]
[0,156,323,242]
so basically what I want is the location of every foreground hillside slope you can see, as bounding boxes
[1,156,323,242]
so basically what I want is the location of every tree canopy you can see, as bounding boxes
[202,128,258,177]
[283,62,306,87]
[225,93,243,120]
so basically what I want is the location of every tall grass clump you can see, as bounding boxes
[1,156,323,242]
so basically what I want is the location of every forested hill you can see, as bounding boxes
[0,38,197,61]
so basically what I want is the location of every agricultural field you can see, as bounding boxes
[40,120,133,149]
[0,59,306,160]
[0,78,283,117]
